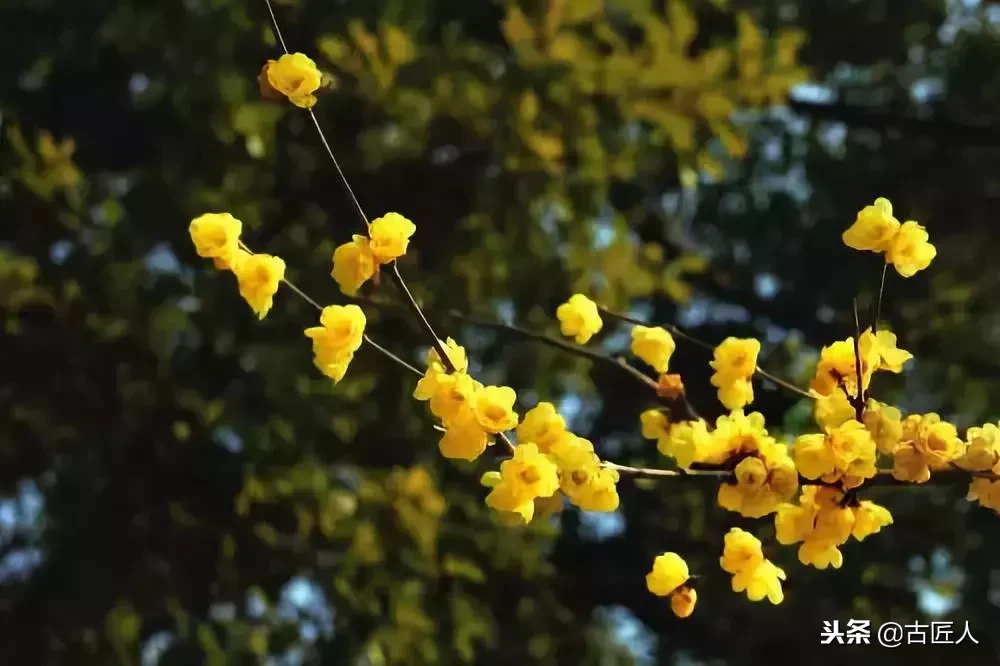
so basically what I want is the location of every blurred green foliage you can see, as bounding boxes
[2,0,1000,664]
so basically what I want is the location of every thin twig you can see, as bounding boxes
[263,0,457,373]
[603,461,732,480]
[873,262,888,334]
[600,305,813,401]
[262,0,289,53]
[852,298,865,421]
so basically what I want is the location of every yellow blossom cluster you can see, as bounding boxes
[642,409,797,517]
[842,197,937,277]
[719,528,785,604]
[188,212,285,319]
[775,487,892,569]
[555,294,603,344]
[413,338,510,462]
[709,337,760,410]
[960,422,1000,514]
[794,420,877,489]
[888,413,964,483]
[646,552,697,618]
[481,443,559,523]
[810,328,912,399]
[332,212,417,294]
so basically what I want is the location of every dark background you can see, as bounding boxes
[2,0,1000,664]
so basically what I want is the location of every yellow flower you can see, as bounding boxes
[368,212,417,264]
[662,419,712,468]
[720,528,785,604]
[886,220,936,278]
[717,445,798,518]
[960,422,1000,471]
[474,385,519,433]
[517,402,568,454]
[439,412,490,461]
[710,337,760,381]
[189,212,242,269]
[233,253,285,319]
[710,410,774,462]
[551,437,619,512]
[630,326,676,373]
[331,235,376,295]
[891,413,963,483]
[305,305,365,362]
[428,373,483,426]
[864,401,903,454]
[304,305,366,381]
[809,335,878,398]
[793,420,876,488]
[413,338,470,403]
[814,389,855,430]
[714,377,754,410]
[719,527,765,574]
[556,294,603,344]
[484,443,559,522]
[967,478,1000,515]
[646,552,689,597]
[265,53,322,109]
[640,409,670,441]
[867,329,913,373]
[852,501,893,541]
[841,197,899,252]
[775,486,863,570]
[670,586,697,619]
[710,338,760,409]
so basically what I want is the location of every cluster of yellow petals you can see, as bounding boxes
[264,52,323,109]
[630,325,676,374]
[646,552,697,618]
[709,337,760,410]
[810,328,912,398]
[548,435,620,513]
[841,197,937,277]
[775,487,892,569]
[959,423,1000,514]
[304,305,366,382]
[482,443,559,523]
[188,212,285,319]
[555,294,603,344]
[717,444,798,518]
[719,528,785,604]
[331,212,417,295]
[794,420,877,489]
[412,338,515,463]
[641,409,797,518]
[888,413,964,483]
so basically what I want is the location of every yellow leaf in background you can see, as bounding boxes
[776,28,808,67]
[442,554,487,583]
[518,91,540,123]
[348,19,379,56]
[718,125,748,159]
[549,32,586,62]
[503,5,535,45]
[560,0,604,24]
[381,25,416,65]
[697,91,735,119]
[667,0,697,53]
[525,130,565,162]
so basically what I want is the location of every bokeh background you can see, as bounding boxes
[3,0,1000,663]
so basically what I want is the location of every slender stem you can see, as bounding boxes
[599,305,813,401]
[603,461,732,480]
[363,336,423,377]
[497,432,517,454]
[852,298,865,421]
[307,110,370,229]
[755,367,814,399]
[262,0,455,374]
[873,262,888,334]
[262,0,290,54]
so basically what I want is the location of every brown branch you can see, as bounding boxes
[598,306,814,401]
